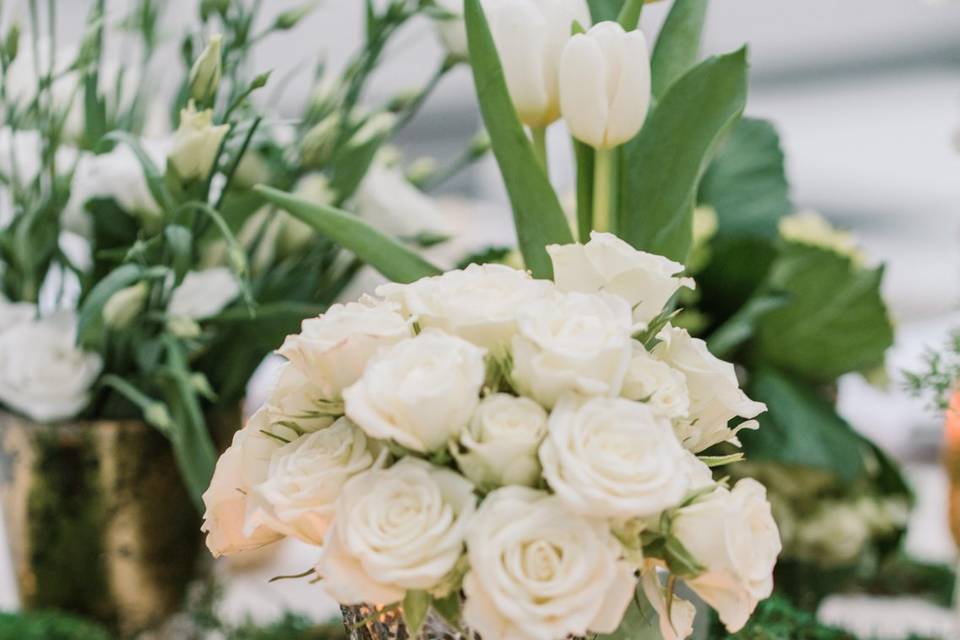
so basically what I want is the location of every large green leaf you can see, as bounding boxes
[706,291,789,359]
[650,0,709,99]
[597,587,661,640]
[755,243,894,382]
[464,0,574,279]
[699,118,791,237]
[253,185,441,284]
[619,48,748,263]
[741,367,867,482]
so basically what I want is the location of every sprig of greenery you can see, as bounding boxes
[904,330,960,412]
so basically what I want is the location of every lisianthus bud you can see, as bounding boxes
[200,0,230,20]
[2,23,19,65]
[144,402,173,432]
[559,22,651,149]
[301,115,340,167]
[188,34,223,106]
[273,2,318,31]
[169,103,230,181]
[348,112,396,148]
[103,282,149,329]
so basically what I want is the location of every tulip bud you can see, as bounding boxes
[559,22,651,150]
[188,34,223,105]
[103,282,149,329]
[169,102,230,182]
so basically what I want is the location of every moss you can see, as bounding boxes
[0,610,112,640]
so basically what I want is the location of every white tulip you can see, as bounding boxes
[317,458,476,605]
[167,267,240,320]
[452,393,548,490]
[377,263,553,351]
[559,21,651,149]
[462,486,636,640]
[344,330,486,452]
[621,343,690,420]
[169,103,230,181]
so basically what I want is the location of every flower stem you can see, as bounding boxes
[531,126,548,173]
[592,147,614,233]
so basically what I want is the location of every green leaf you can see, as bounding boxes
[253,185,441,283]
[699,118,791,237]
[589,0,626,22]
[464,0,574,278]
[754,243,894,382]
[77,264,167,349]
[574,139,594,241]
[741,367,867,481]
[619,48,748,264]
[706,290,789,359]
[650,0,709,99]
[598,587,662,640]
[102,130,174,213]
[431,593,462,629]
[164,225,193,283]
[329,132,385,205]
[664,533,706,578]
[402,590,431,636]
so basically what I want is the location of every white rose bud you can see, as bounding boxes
[559,22,651,149]
[377,263,553,351]
[672,479,782,633]
[622,343,690,420]
[188,33,223,105]
[344,330,486,453]
[317,458,476,605]
[277,297,413,401]
[462,486,636,640]
[547,232,694,325]
[653,326,766,452]
[452,393,548,490]
[540,395,692,519]
[103,281,149,329]
[167,267,240,320]
[169,103,230,181]
[511,290,632,408]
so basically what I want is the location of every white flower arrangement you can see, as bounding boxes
[202,232,782,639]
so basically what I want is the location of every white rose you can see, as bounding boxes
[353,160,451,240]
[317,458,476,605]
[0,311,102,422]
[0,294,35,333]
[264,362,339,432]
[169,103,230,181]
[344,330,486,452]
[622,343,690,420]
[245,416,385,545]
[540,395,693,519]
[452,393,548,490]
[641,568,696,640]
[278,297,413,401]
[672,479,781,633]
[548,232,695,324]
[167,268,241,320]
[511,290,633,408]
[653,326,766,452]
[462,486,636,640]
[378,263,552,351]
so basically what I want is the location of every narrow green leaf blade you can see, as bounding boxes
[650,0,709,99]
[253,185,441,284]
[464,0,574,278]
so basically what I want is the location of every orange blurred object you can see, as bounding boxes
[944,390,960,547]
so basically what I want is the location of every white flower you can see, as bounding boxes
[432,0,469,58]
[779,211,865,265]
[353,160,451,240]
[462,486,636,640]
[641,568,696,640]
[378,263,552,351]
[653,326,766,452]
[188,34,223,104]
[622,343,690,420]
[0,294,35,333]
[344,330,486,452]
[0,311,102,422]
[264,361,339,433]
[548,232,694,325]
[317,458,476,605]
[672,479,781,633]
[559,22,651,149]
[479,0,592,128]
[452,393,548,489]
[169,103,230,181]
[245,416,384,545]
[167,268,240,320]
[539,395,693,519]
[278,297,413,401]
[511,290,633,408]
[103,282,149,329]
[792,501,871,567]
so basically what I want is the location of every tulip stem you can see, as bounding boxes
[531,127,548,173]
[592,148,614,233]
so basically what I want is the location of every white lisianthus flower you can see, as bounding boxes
[245,417,385,545]
[378,264,553,352]
[353,160,451,240]
[547,232,694,325]
[317,458,476,605]
[539,395,692,519]
[169,103,230,181]
[344,330,486,452]
[452,393,548,490]
[511,290,633,408]
[462,486,636,640]
[167,268,240,320]
[0,294,35,332]
[621,343,690,420]
[653,326,766,452]
[0,311,102,423]
[559,22,651,149]
[641,568,696,640]
[278,297,413,401]
[672,479,781,633]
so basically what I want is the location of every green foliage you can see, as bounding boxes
[904,330,960,412]
[229,614,346,640]
[0,611,111,640]
[650,0,709,99]
[597,587,662,640]
[711,594,856,640]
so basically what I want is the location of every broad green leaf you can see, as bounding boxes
[696,235,778,323]
[589,0,625,21]
[330,133,385,206]
[699,118,791,237]
[464,0,574,278]
[619,48,748,263]
[254,185,441,284]
[650,0,709,99]
[432,593,462,629]
[403,590,431,636]
[755,243,894,382]
[706,291,789,359]
[741,367,867,481]
[598,587,662,640]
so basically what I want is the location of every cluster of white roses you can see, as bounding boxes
[202,233,781,640]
